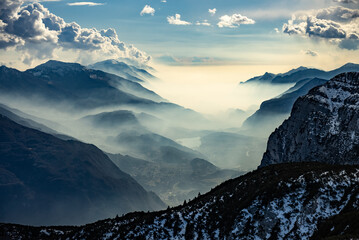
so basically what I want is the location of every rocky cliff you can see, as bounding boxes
[261,72,359,167]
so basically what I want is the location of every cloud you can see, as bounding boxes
[161,0,167,2]
[196,20,211,26]
[282,6,359,50]
[67,2,104,6]
[140,5,155,16]
[333,0,358,3]
[167,14,191,25]
[217,14,255,28]
[302,49,318,56]
[209,8,217,16]
[0,0,151,65]
[274,28,280,33]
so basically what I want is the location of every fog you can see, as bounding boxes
[0,63,298,209]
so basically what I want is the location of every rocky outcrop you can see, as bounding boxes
[260,72,359,167]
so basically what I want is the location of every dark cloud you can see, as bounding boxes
[333,0,358,4]
[303,49,318,56]
[0,0,150,65]
[282,6,359,50]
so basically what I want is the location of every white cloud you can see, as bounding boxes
[217,14,255,28]
[282,6,359,50]
[67,2,104,6]
[167,14,191,25]
[209,8,217,16]
[161,0,167,2]
[196,20,211,26]
[274,28,280,33]
[140,5,155,16]
[0,0,151,65]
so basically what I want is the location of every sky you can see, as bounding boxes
[0,0,358,113]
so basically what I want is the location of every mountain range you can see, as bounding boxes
[3,71,359,239]
[241,63,359,137]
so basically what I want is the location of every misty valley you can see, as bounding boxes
[1,58,359,239]
[1,0,359,239]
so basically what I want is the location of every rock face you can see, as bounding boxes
[260,72,359,167]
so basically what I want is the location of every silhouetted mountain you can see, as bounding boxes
[0,115,165,226]
[88,59,156,83]
[242,77,327,137]
[241,63,359,85]
[261,72,359,167]
[3,163,359,239]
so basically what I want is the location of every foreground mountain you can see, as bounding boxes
[2,163,359,239]
[0,115,165,226]
[261,72,359,167]
[88,59,156,83]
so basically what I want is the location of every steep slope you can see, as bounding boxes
[0,115,165,226]
[261,72,359,167]
[2,163,359,239]
[88,59,156,83]
[242,78,327,137]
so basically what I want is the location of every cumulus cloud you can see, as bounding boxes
[196,20,211,26]
[217,14,255,28]
[167,14,191,25]
[67,2,104,6]
[282,6,359,50]
[302,49,318,56]
[0,0,151,65]
[209,8,217,16]
[140,5,155,16]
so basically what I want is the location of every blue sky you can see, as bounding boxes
[1,0,358,70]
[0,0,358,112]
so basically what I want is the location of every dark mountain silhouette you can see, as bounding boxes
[0,115,165,226]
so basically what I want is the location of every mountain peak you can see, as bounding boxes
[35,60,84,71]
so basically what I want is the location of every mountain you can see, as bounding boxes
[2,163,359,239]
[242,77,327,137]
[108,153,241,206]
[241,63,359,85]
[260,72,359,167]
[0,115,165,226]
[88,59,156,83]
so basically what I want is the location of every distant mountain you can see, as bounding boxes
[4,163,359,239]
[88,59,156,83]
[242,77,327,137]
[241,63,359,85]
[0,115,165,226]
[0,61,207,128]
[108,153,241,206]
[260,72,359,167]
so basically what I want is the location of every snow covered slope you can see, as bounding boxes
[2,163,359,239]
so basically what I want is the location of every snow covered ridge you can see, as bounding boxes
[2,163,359,239]
[261,72,359,167]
